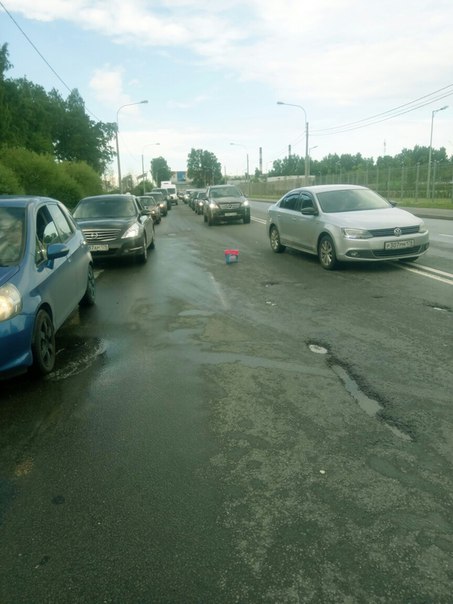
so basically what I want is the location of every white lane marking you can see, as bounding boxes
[398,264,453,285]
[252,217,267,225]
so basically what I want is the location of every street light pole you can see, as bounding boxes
[141,143,160,195]
[230,142,250,195]
[426,105,448,198]
[277,101,310,184]
[115,100,148,193]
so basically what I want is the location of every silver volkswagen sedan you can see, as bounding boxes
[266,185,429,270]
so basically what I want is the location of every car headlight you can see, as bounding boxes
[342,227,373,239]
[243,199,249,206]
[418,221,428,234]
[209,202,219,209]
[122,224,141,239]
[0,283,22,322]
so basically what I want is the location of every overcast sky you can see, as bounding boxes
[1,0,453,181]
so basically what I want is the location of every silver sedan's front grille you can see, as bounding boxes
[82,228,121,242]
[369,225,420,237]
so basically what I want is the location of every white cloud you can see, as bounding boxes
[4,0,453,173]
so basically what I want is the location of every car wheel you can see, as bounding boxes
[80,264,96,306]
[243,214,251,224]
[139,237,148,263]
[149,229,155,250]
[203,213,207,222]
[208,214,214,226]
[318,235,338,270]
[32,309,56,374]
[270,226,285,253]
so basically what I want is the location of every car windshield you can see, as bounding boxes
[210,187,242,199]
[316,188,391,213]
[139,197,156,207]
[0,207,26,265]
[73,197,137,219]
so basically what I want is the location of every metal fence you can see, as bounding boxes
[244,162,453,201]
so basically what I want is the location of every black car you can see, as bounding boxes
[73,194,155,263]
[137,195,162,224]
[146,191,167,217]
[202,185,251,225]
[152,188,172,211]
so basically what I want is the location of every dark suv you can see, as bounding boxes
[202,185,251,226]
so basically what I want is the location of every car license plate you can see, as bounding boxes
[224,212,237,216]
[384,239,414,250]
[89,244,109,251]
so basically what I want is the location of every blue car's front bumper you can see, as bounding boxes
[0,313,34,374]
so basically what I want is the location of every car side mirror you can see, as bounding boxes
[47,243,69,260]
[301,207,318,216]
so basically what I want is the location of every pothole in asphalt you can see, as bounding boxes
[308,344,328,354]
[425,303,452,313]
[308,342,413,441]
[331,363,413,442]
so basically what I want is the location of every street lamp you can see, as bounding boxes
[115,100,148,193]
[277,101,310,184]
[426,105,448,198]
[141,143,160,194]
[230,142,250,194]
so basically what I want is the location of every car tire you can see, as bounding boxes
[80,264,96,306]
[139,237,148,263]
[208,214,214,226]
[270,226,285,253]
[32,309,56,375]
[243,214,251,224]
[318,235,338,270]
[203,213,207,223]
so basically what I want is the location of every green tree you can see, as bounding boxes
[0,44,115,175]
[52,89,116,174]
[151,156,171,185]
[186,148,222,187]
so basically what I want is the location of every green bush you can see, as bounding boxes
[0,161,24,194]
[0,147,104,207]
[61,160,103,200]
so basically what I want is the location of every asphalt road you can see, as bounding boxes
[1,202,452,603]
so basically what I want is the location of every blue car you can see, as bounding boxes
[0,196,95,377]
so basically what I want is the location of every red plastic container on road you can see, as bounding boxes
[224,249,239,264]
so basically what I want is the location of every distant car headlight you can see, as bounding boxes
[418,221,428,234]
[342,228,373,239]
[122,224,141,239]
[209,202,219,209]
[0,283,22,322]
[243,199,249,206]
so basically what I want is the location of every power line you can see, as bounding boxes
[0,0,102,122]
[311,86,453,136]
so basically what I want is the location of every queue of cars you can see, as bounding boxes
[1,184,430,377]
[0,190,170,378]
[187,185,251,225]
[0,195,96,377]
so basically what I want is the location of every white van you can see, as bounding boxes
[160,181,178,204]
